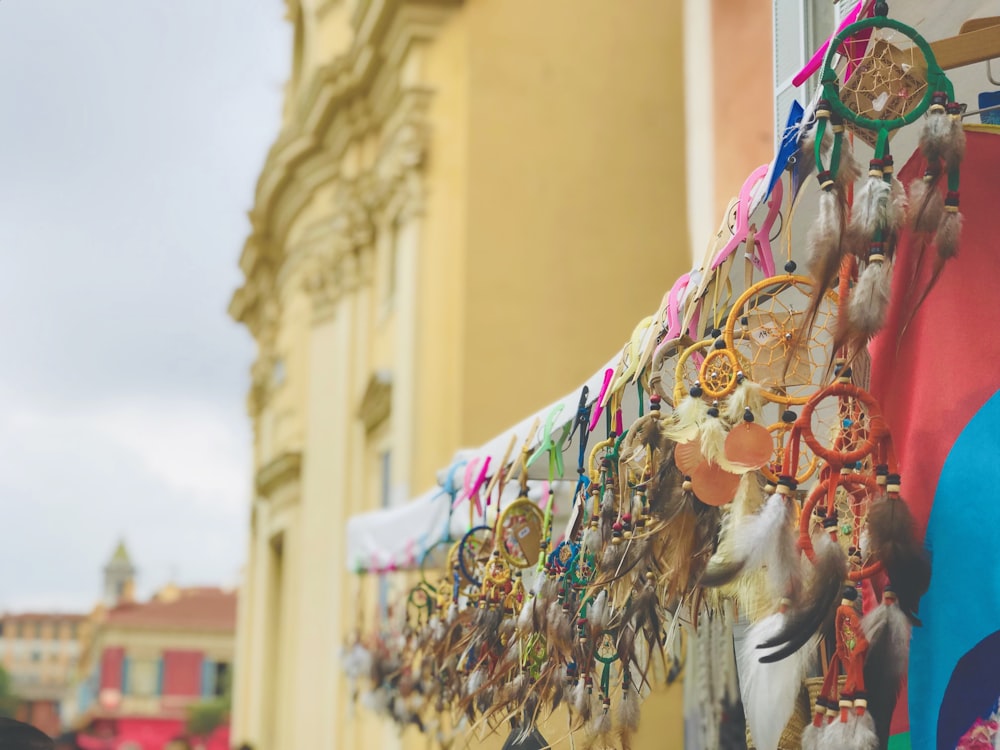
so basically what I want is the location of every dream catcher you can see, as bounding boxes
[802,0,963,357]
[715,367,930,750]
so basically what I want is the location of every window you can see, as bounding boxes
[214,662,230,698]
[31,651,41,662]
[773,0,857,145]
[128,659,160,697]
[34,622,42,639]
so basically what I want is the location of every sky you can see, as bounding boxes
[0,2,290,611]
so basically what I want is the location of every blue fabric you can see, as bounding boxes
[766,100,805,200]
[908,388,1000,749]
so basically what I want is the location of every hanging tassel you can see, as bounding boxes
[867,482,931,622]
[847,249,893,338]
[883,159,907,235]
[547,600,574,655]
[907,171,944,233]
[919,92,952,165]
[738,598,814,750]
[758,530,848,663]
[700,483,795,589]
[863,589,911,748]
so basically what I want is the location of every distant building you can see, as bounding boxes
[66,544,237,750]
[0,612,87,736]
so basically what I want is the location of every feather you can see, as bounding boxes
[618,690,642,745]
[667,392,708,443]
[863,594,911,748]
[919,107,952,165]
[590,590,610,632]
[582,524,602,555]
[517,595,536,633]
[700,491,793,589]
[935,208,963,261]
[447,601,458,624]
[738,603,813,750]
[601,540,625,571]
[589,706,612,744]
[867,494,931,621]
[852,711,879,750]
[572,677,589,714]
[908,175,944,233]
[801,720,823,750]
[758,532,847,663]
[944,112,966,174]
[849,173,892,242]
[889,177,907,234]
[699,414,729,468]
[836,136,862,190]
[547,601,574,656]
[806,189,845,283]
[723,378,764,423]
[848,257,893,338]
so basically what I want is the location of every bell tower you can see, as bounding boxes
[103,539,137,607]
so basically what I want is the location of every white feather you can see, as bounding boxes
[572,678,588,714]
[466,667,485,698]
[723,379,764,424]
[848,258,893,337]
[853,710,879,750]
[666,393,707,443]
[589,707,612,740]
[590,589,609,631]
[801,720,823,750]
[850,175,892,241]
[699,415,729,468]
[818,716,851,750]
[737,608,812,750]
[618,690,642,732]
[721,491,794,582]
[447,601,458,624]
[920,109,951,163]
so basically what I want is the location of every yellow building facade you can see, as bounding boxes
[228,1,772,748]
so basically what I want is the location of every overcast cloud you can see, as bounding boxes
[0,2,289,611]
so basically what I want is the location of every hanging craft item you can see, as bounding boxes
[801,0,963,359]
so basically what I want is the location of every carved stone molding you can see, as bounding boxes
[255,451,303,497]
[358,370,393,433]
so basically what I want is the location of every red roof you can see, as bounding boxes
[1,612,87,621]
[105,588,236,632]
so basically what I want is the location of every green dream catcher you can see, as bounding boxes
[805,0,963,358]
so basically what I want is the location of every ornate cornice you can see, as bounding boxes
[255,451,303,497]
[358,370,393,432]
[232,0,455,292]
